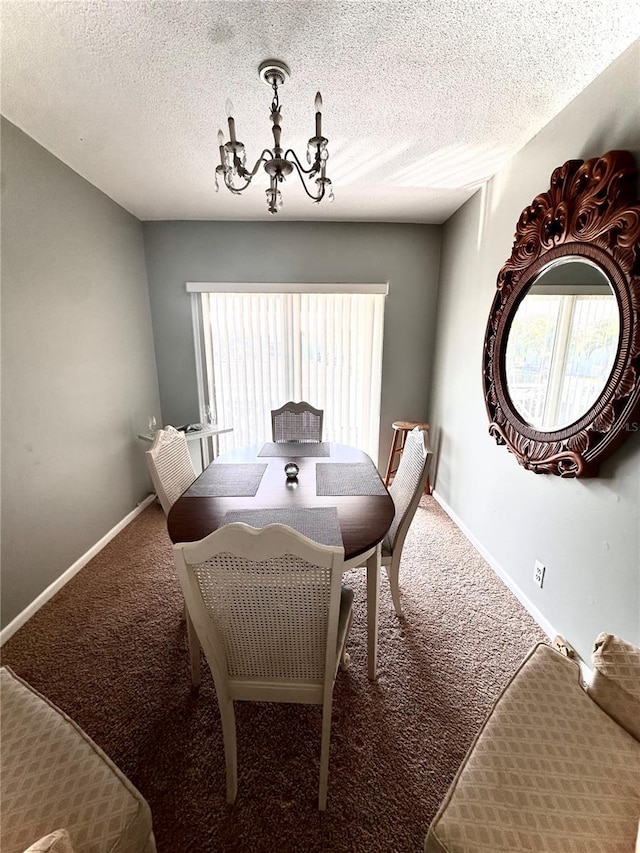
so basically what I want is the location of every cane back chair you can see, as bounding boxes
[271,401,324,443]
[172,522,353,810]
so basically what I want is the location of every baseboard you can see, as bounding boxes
[1,494,157,646]
[431,490,592,682]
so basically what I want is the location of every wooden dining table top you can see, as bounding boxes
[167,442,395,562]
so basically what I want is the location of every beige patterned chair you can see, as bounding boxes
[1,667,156,853]
[425,634,640,852]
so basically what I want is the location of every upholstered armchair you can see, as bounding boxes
[1,667,156,853]
[425,633,640,852]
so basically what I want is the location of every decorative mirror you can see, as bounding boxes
[483,150,640,477]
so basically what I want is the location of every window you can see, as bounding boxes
[189,283,387,460]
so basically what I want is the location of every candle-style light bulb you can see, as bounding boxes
[217,128,225,167]
[314,91,322,138]
[225,98,237,143]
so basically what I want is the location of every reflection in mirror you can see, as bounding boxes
[505,259,619,431]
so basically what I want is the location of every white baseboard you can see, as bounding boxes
[1,494,157,646]
[431,490,592,682]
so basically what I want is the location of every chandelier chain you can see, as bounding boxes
[270,79,280,114]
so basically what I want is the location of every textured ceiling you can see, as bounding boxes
[2,2,639,223]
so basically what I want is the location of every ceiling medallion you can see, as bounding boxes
[215,59,333,214]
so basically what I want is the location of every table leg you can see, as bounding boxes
[366,544,381,680]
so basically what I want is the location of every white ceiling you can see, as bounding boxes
[2,2,639,224]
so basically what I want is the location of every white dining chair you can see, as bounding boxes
[146,425,200,685]
[271,401,324,442]
[380,426,432,617]
[172,522,353,810]
[145,426,197,515]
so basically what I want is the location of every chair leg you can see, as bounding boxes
[318,693,333,811]
[219,696,238,804]
[366,546,381,680]
[185,610,201,687]
[384,559,403,617]
[340,609,353,671]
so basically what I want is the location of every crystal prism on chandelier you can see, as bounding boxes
[215,60,334,215]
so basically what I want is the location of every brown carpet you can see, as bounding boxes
[1,496,545,852]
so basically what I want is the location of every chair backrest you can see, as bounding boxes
[271,401,324,443]
[172,523,345,701]
[146,426,197,515]
[387,427,432,553]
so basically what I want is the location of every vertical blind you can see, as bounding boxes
[191,287,386,460]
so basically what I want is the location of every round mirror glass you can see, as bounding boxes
[505,258,619,431]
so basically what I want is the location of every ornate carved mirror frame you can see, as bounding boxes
[483,150,640,477]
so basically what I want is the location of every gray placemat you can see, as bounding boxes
[316,462,388,496]
[258,441,331,457]
[222,507,343,547]
[186,463,267,497]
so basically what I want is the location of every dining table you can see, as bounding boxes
[167,441,395,679]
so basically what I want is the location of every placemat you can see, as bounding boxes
[186,463,267,497]
[222,507,343,547]
[315,462,388,496]
[258,441,331,457]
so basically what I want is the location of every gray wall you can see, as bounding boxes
[142,221,441,468]
[428,42,640,662]
[1,118,161,628]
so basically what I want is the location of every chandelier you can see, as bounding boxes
[215,60,334,215]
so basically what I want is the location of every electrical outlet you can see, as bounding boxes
[533,560,545,589]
